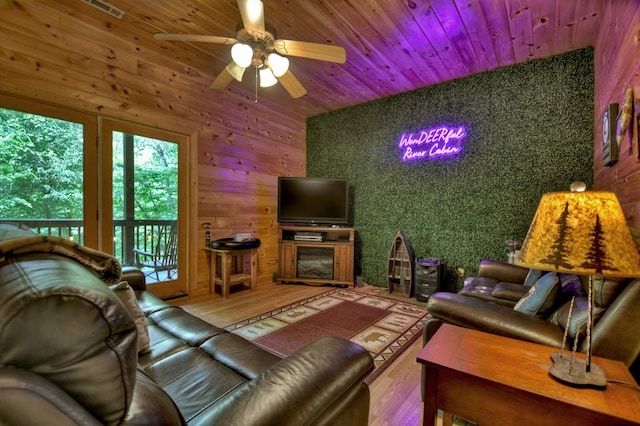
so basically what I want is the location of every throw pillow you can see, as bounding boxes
[110,281,151,354]
[523,268,543,287]
[514,272,559,316]
[548,297,606,338]
[555,273,585,307]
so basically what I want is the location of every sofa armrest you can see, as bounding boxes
[121,266,147,291]
[189,335,374,426]
[476,259,529,284]
[426,292,564,348]
[0,367,102,426]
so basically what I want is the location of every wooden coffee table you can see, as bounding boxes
[417,324,640,426]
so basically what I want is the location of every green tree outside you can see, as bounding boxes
[1,108,178,222]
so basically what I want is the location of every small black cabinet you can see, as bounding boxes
[414,258,445,302]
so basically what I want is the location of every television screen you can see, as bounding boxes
[277,177,350,225]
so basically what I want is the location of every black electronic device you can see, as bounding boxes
[414,258,445,302]
[277,177,350,225]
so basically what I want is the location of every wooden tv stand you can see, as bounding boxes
[277,225,355,287]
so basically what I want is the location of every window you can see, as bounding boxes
[0,95,98,246]
[0,94,189,299]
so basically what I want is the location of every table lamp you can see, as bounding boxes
[515,185,640,388]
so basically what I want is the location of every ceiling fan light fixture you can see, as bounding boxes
[267,53,289,77]
[231,43,253,68]
[259,67,278,87]
[225,61,246,81]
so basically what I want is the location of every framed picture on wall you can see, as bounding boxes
[617,88,634,151]
[602,103,618,166]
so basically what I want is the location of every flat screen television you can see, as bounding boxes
[277,177,350,225]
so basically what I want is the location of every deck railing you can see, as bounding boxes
[0,218,177,269]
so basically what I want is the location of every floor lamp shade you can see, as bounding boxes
[516,191,640,278]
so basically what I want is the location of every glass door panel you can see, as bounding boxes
[112,131,179,282]
[103,119,188,299]
[0,102,97,246]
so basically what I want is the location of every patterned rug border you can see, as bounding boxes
[224,289,430,384]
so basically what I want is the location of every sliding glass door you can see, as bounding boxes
[0,95,189,299]
[102,119,188,299]
[0,95,98,246]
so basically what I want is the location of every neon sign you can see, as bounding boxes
[398,125,466,161]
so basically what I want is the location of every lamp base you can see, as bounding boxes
[549,352,607,388]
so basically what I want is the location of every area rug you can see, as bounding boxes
[224,289,429,383]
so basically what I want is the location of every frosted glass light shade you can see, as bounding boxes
[259,68,277,87]
[225,62,246,82]
[231,43,253,68]
[267,53,289,77]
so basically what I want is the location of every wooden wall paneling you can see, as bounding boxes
[530,0,556,59]
[506,0,535,63]
[593,1,640,229]
[311,2,418,93]
[431,0,485,75]
[368,0,449,84]
[3,0,605,119]
[199,146,305,176]
[118,0,239,36]
[575,0,604,46]
[553,1,580,53]
[410,1,469,80]
[341,0,443,87]
[478,0,517,67]
[0,4,201,132]
[454,0,499,71]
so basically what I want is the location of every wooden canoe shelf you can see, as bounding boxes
[387,230,414,297]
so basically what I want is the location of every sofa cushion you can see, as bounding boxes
[110,281,151,354]
[514,272,559,316]
[126,368,186,425]
[490,282,530,301]
[199,332,281,379]
[147,305,225,347]
[143,347,247,423]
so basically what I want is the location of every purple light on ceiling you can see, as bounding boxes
[398,125,466,161]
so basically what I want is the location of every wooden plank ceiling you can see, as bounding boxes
[20,0,604,117]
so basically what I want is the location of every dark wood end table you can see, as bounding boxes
[417,324,640,426]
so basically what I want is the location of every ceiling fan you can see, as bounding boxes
[154,0,346,99]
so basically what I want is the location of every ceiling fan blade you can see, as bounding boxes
[154,33,237,45]
[275,39,346,63]
[276,69,307,99]
[210,67,235,90]
[237,0,265,37]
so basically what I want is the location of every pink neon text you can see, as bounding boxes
[398,126,466,161]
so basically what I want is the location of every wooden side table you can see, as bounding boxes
[417,324,640,426]
[205,247,257,298]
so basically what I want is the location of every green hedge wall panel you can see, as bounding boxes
[307,48,594,291]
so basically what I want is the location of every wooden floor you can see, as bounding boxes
[172,281,425,426]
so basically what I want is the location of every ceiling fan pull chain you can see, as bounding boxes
[255,67,259,104]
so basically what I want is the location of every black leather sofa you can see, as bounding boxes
[0,228,374,425]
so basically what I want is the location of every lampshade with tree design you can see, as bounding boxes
[516,189,640,387]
